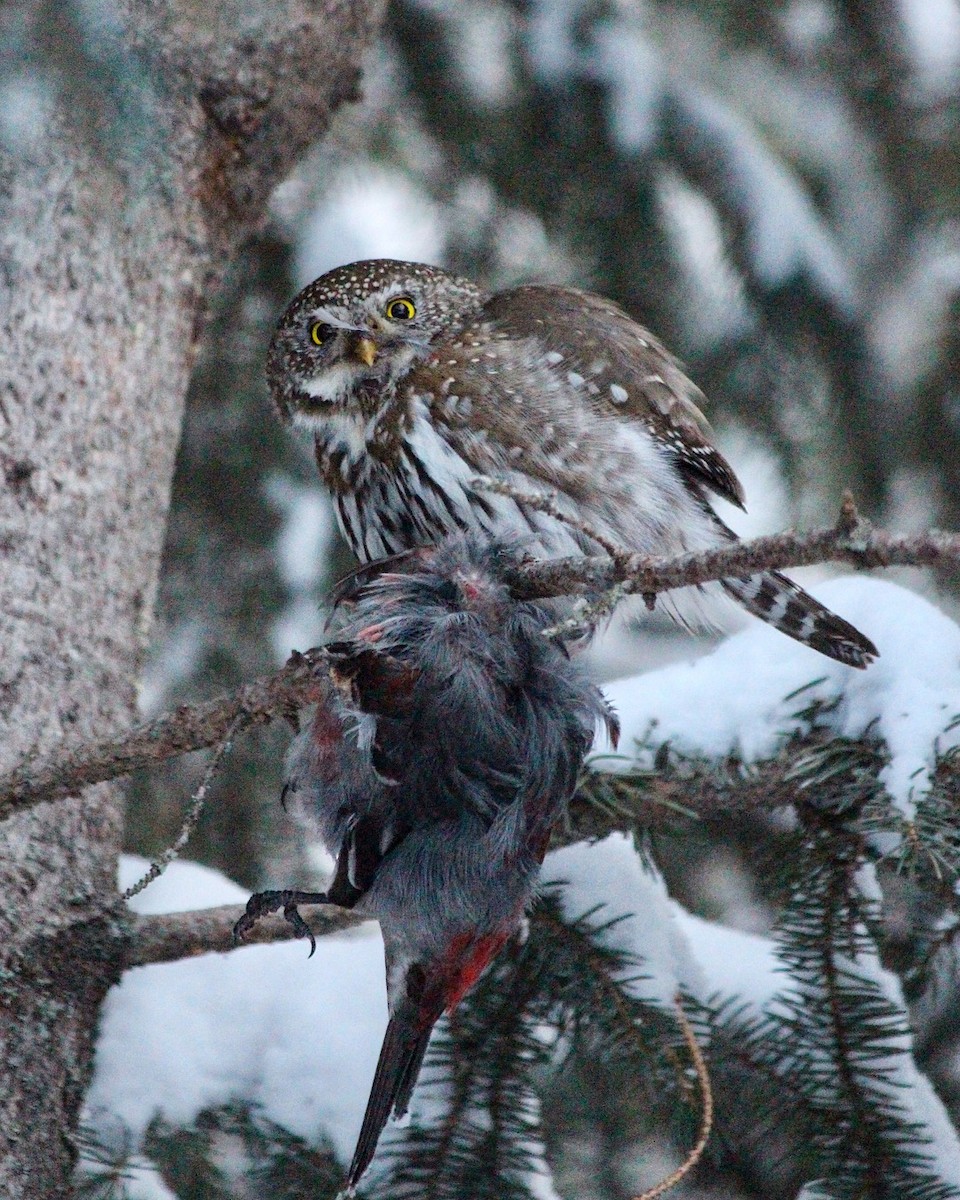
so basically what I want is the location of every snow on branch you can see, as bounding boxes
[2,498,959,825]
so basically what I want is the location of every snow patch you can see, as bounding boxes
[897,0,960,99]
[598,577,960,817]
[670,88,857,314]
[90,858,386,1165]
[266,474,335,592]
[543,835,707,1005]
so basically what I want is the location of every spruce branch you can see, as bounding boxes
[533,900,708,1161]
[686,996,824,1185]
[771,813,958,1199]
[3,505,959,824]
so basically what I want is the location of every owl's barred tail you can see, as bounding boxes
[721,571,878,668]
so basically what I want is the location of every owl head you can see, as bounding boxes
[267,258,486,428]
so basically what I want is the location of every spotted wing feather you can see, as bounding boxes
[480,285,746,508]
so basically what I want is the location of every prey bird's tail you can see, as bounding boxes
[721,570,877,669]
[344,1002,438,1194]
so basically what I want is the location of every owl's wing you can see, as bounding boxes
[481,285,746,509]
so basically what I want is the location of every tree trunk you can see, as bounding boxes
[0,3,382,1194]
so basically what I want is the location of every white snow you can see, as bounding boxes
[92,820,960,1189]
[869,231,960,394]
[598,577,960,818]
[711,426,792,541]
[136,619,206,717]
[89,849,648,1196]
[0,74,54,152]
[671,88,857,314]
[119,857,248,914]
[778,1,836,51]
[589,18,663,156]
[118,1163,179,1200]
[670,907,781,1010]
[543,843,960,1184]
[525,0,585,80]
[270,594,330,667]
[543,835,707,1006]
[525,0,858,314]
[409,0,516,105]
[265,472,337,662]
[266,474,335,593]
[655,169,750,352]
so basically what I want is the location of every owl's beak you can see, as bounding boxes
[348,333,378,367]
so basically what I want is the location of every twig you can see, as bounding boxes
[470,474,632,564]
[122,712,246,900]
[633,994,713,1200]
[3,504,960,821]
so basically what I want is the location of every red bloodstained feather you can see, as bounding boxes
[460,579,483,603]
[310,702,346,757]
[441,929,512,1015]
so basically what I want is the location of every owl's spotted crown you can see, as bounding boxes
[293,258,480,309]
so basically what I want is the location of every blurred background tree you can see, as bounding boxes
[107,1,960,1196]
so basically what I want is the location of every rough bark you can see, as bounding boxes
[0,2,381,1195]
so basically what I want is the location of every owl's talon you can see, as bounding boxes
[283,901,318,957]
[233,888,329,955]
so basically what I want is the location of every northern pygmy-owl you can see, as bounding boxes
[267,259,876,668]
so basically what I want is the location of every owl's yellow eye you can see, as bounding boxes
[310,322,332,346]
[386,297,416,321]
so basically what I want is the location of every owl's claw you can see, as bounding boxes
[233,888,330,957]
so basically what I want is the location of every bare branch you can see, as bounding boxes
[0,649,330,823]
[3,505,960,822]
[125,902,367,969]
[504,495,960,601]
